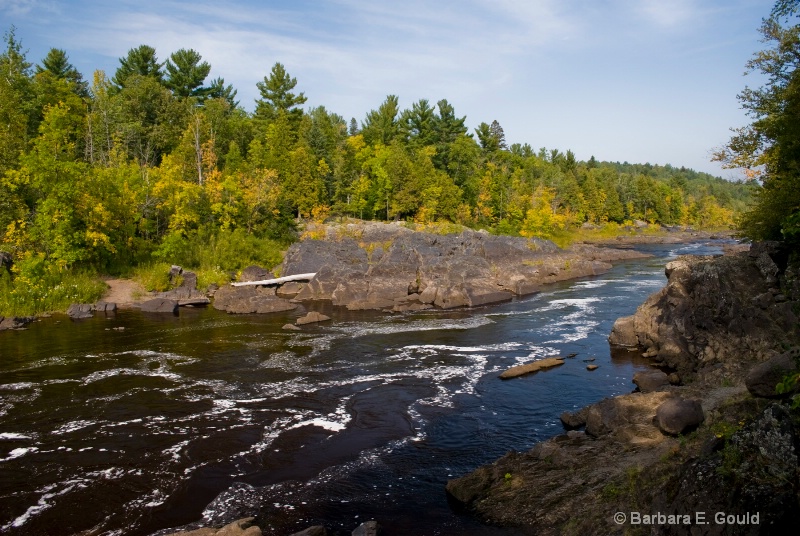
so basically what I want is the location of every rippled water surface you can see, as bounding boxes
[0,242,729,535]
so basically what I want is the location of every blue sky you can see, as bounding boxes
[1,0,775,178]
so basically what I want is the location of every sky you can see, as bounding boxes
[0,0,777,178]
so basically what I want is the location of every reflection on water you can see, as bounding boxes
[0,241,730,535]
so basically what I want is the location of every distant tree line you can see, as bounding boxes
[0,29,753,276]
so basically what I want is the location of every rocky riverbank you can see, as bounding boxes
[214,222,650,315]
[446,242,800,535]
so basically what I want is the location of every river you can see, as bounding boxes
[0,241,730,535]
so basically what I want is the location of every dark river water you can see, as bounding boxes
[0,241,731,536]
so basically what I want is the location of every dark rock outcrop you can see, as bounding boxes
[282,223,648,311]
[448,244,800,534]
[212,285,296,314]
[0,250,12,272]
[560,407,589,430]
[140,298,179,314]
[609,242,800,382]
[652,404,800,534]
[67,303,95,319]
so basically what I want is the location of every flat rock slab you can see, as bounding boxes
[499,357,564,379]
[140,298,179,314]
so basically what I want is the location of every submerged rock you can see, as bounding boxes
[498,357,564,379]
[296,311,331,325]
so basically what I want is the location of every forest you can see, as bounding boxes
[0,28,754,315]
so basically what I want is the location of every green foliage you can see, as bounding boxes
[255,62,307,123]
[153,227,284,272]
[0,29,758,316]
[112,44,164,88]
[164,48,211,99]
[0,254,106,316]
[132,262,174,292]
[715,3,800,246]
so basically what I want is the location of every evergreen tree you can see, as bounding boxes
[349,117,360,136]
[35,48,88,97]
[255,62,307,122]
[206,77,239,108]
[400,98,436,147]
[112,45,164,88]
[164,48,211,99]
[361,95,400,145]
[490,120,507,150]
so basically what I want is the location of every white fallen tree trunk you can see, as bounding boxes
[231,273,316,287]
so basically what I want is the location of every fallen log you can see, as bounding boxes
[231,273,316,287]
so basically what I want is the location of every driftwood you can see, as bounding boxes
[231,273,316,287]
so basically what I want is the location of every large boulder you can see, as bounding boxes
[632,370,670,392]
[239,265,272,283]
[654,397,704,436]
[584,391,672,439]
[608,315,637,347]
[746,348,800,398]
[0,250,12,272]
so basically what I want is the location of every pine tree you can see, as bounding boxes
[255,62,307,122]
[112,45,164,88]
[35,48,88,97]
[164,48,211,99]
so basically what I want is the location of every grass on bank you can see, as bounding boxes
[0,254,107,317]
[0,228,288,317]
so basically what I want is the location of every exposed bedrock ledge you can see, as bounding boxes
[609,241,800,383]
[280,224,648,312]
[447,243,800,535]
